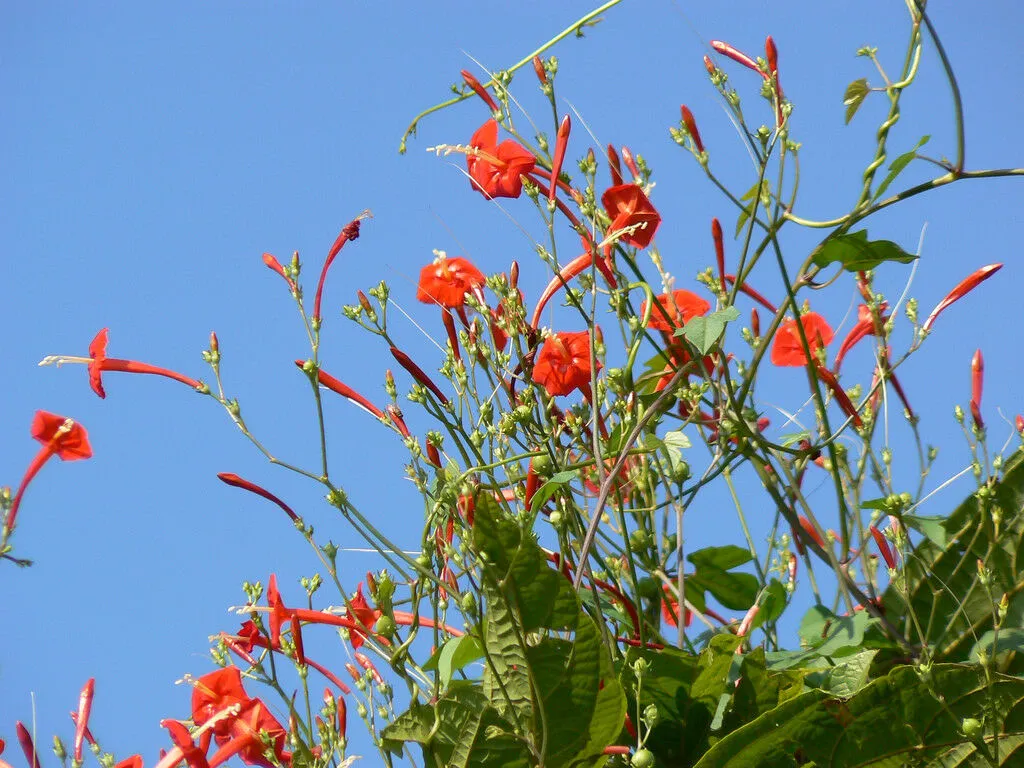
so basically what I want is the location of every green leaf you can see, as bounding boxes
[843,77,870,124]
[694,664,1024,767]
[735,180,767,237]
[859,497,889,511]
[689,570,759,612]
[757,579,789,626]
[677,306,740,355]
[530,469,577,513]
[424,635,484,689]
[810,229,918,272]
[903,513,949,548]
[820,649,877,697]
[689,545,753,572]
[872,134,930,200]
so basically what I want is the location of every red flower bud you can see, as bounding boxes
[218,472,298,522]
[711,217,725,291]
[606,144,623,187]
[970,349,984,430]
[703,55,716,76]
[1017,414,1024,437]
[389,347,450,405]
[426,441,442,468]
[710,40,762,74]
[460,69,499,113]
[765,36,779,77]
[314,216,364,324]
[869,525,896,569]
[532,56,547,85]
[679,105,704,154]
[263,252,297,293]
[750,307,761,338]
[549,115,571,202]
[923,263,1002,332]
[620,146,640,180]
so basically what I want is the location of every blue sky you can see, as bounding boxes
[3,1,1022,764]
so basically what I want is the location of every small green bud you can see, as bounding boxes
[631,748,655,768]
[961,717,983,739]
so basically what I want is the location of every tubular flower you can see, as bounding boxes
[159,720,210,768]
[530,247,617,330]
[532,331,600,397]
[548,115,571,202]
[298,360,387,421]
[710,40,761,73]
[416,255,486,308]
[61,328,204,399]
[833,303,888,372]
[771,312,834,367]
[679,105,704,154]
[601,184,661,249]
[642,290,711,332]
[7,411,93,533]
[661,585,693,629]
[467,119,536,199]
[313,216,364,325]
[346,584,383,650]
[208,699,288,768]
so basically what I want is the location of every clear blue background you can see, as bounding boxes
[3,1,1022,763]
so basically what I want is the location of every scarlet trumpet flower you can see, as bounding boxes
[38,328,203,399]
[416,255,486,308]
[297,360,387,422]
[532,330,600,398]
[6,411,93,533]
[601,183,661,249]
[313,215,364,325]
[467,119,536,199]
[642,289,711,332]
[529,247,617,329]
[833,303,888,372]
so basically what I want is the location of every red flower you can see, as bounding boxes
[191,668,251,735]
[467,120,536,199]
[532,331,599,397]
[660,585,693,629]
[115,756,144,768]
[160,720,210,768]
[602,184,661,249]
[266,575,291,648]
[73,678,96,762]
[770,312,834,367]
[7,412,93,533]
[208,700,288,768]
[416,256,486,308]
[83,328,203,398]
[347,584,382,650]
[642,290,711,331]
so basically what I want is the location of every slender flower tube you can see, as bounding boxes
[922,263,1002,332]
[385,404,411,439]
[680,105,705,154]
[750,308,761,338]
[970,349,984,430]
[524,458,540,510]
[723,275,777,313]
[354,652,385,686]
[313,216,364,325]
[460,69,499,113]
[69,713,96,750]
[870,525,896,569]
[39,328,203,399]
[711,217,725,292]
[764,35,784,118]
[703,55,716,76]
[297,360,387,421]
[710,40,762,74]
[425,442,442,468]
[16,723,41,768]
[530,250,617,329]
[73,678,96,763]
[833,303,888,372]
[389,346,450,405]
[548,115,571,202]
[217,473,298,522]
[796,515,827,550]
[262,253,296,293]
[7,412,93,534]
